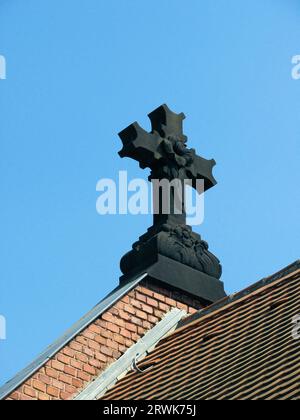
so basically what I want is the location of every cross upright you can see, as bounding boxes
[118,104,225,304]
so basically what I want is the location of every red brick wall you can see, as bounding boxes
[6,281,204,400]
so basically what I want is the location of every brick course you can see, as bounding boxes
[6,281,205,400]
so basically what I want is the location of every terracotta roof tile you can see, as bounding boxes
[101,264,300,400]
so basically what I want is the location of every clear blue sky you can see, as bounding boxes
[0,0,299,386]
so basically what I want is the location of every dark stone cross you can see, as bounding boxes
[118,104,226,304]
[119,104,216,229]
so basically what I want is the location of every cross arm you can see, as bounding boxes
[118,122,163,170]
[188,155,217,191]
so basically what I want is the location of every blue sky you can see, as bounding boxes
[0,0,299,386]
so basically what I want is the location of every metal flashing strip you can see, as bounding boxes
[74,308,186,400]
[0,273,148,400]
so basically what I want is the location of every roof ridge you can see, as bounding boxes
[176,260,300,332]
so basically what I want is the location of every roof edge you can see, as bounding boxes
[0,273,148,400]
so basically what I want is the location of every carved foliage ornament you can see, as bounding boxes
[153,134,195,180]
[158,224,221,279]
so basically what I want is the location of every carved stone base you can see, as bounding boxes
[120,224,226,304]
[121,224,222,279]
[120,254,226,304]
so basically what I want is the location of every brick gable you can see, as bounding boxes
[6,281,205,400]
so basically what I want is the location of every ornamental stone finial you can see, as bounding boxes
[118,104,226,304]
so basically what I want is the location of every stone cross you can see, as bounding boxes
[119,104,217,228]
[119,104,217,185]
